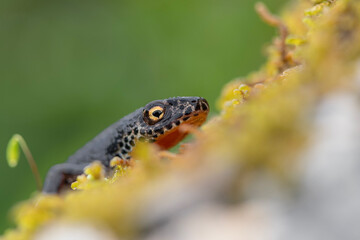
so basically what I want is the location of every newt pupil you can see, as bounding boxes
[152,110,162,118]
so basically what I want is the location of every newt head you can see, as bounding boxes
[140,97,210,149]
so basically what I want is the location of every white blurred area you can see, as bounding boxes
[34,222,118,240]
[144,203,283,240]
[279,91,360,240]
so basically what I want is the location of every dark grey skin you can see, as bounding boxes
[43,97,209,193]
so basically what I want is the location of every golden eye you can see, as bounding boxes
[149,106,164,122]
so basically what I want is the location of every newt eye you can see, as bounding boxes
[149,106,164,120]
[143,105,165,125]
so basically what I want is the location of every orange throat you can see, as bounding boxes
[154,111,208,150]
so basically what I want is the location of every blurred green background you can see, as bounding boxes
[0,0,285,232]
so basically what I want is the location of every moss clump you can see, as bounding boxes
[3,0,360,239]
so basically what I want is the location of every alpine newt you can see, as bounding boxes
[43,97,209,193]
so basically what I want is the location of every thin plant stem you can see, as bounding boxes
[14,134,42,191]
[255,2,289,71]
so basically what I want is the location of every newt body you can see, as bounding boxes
[43,97,209,193]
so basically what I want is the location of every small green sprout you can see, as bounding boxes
[6,134,42,191]
[6,135,20,168]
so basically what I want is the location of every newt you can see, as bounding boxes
[43,97,209,193]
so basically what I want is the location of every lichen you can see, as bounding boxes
[3,0,360,239]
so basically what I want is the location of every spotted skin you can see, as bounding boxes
[43,97,209,193]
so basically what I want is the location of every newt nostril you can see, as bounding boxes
[199,98,209,111]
